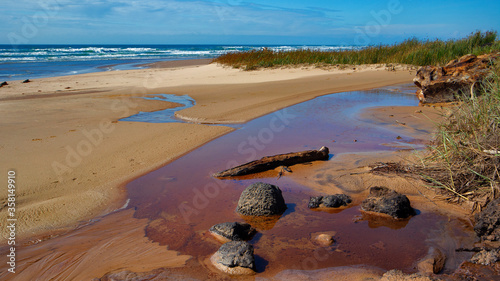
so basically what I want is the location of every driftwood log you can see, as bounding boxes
[413,53,499,103]
[213,146,330,178]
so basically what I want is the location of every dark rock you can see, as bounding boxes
[474,198,500,241]
[308,196,323,208]
[361,186,415,219]
[209,222,257,242]
[22,79,31,83]
[308,194,352,209]
[210,241,256,275]
[236,182,287,216]
[0,81,8,87]
[413,53,499,103]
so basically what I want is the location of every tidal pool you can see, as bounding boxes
[124,85,475,278]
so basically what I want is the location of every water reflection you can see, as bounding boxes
[356,212,412,230]
[120,94,195,123]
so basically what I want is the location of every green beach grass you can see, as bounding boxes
[418,64,500,202]
[214,31,500,70]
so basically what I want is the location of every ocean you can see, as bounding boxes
[0,44,355,81]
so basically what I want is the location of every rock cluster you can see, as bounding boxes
[211,182,288,275]
[413,53,499,103]
[361,186,415,219]
[210,182,421,276]
[308,194,352,209]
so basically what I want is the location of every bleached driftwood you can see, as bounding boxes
[483,149,500,155]
[213,146,330,178]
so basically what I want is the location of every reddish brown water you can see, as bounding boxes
[124,85,474,278]
[1,85,476,280]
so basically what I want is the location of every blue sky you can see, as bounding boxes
[2,0,499,45]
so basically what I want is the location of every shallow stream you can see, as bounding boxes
[123,84,475,278]
[1,84,476,280]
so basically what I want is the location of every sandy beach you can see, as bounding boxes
[0,58,484,281]
[0,61,417,243]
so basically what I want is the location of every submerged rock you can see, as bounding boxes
[308,194,352,209]
[209,222,257,243]
[361,187,415,219]
[236,182,287,216]
[474,198,500,242]
[210,241,256,275]
[413,53,499,103]
[313,233,335,246]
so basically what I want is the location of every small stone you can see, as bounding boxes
[0,81,8,87]
[209,222,257,243]
[314,233,335,246]
[308,194,352,209]
[22,79,30,83]
[210,241,256,275]
[417,247,446,274]
[361,186,415,219]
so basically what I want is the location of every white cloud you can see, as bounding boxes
[2,0,347,43]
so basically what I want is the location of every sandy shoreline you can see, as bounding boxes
[0,62,415,243]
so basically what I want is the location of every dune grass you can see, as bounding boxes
[214,31,500,70]
[417,64,500,202]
